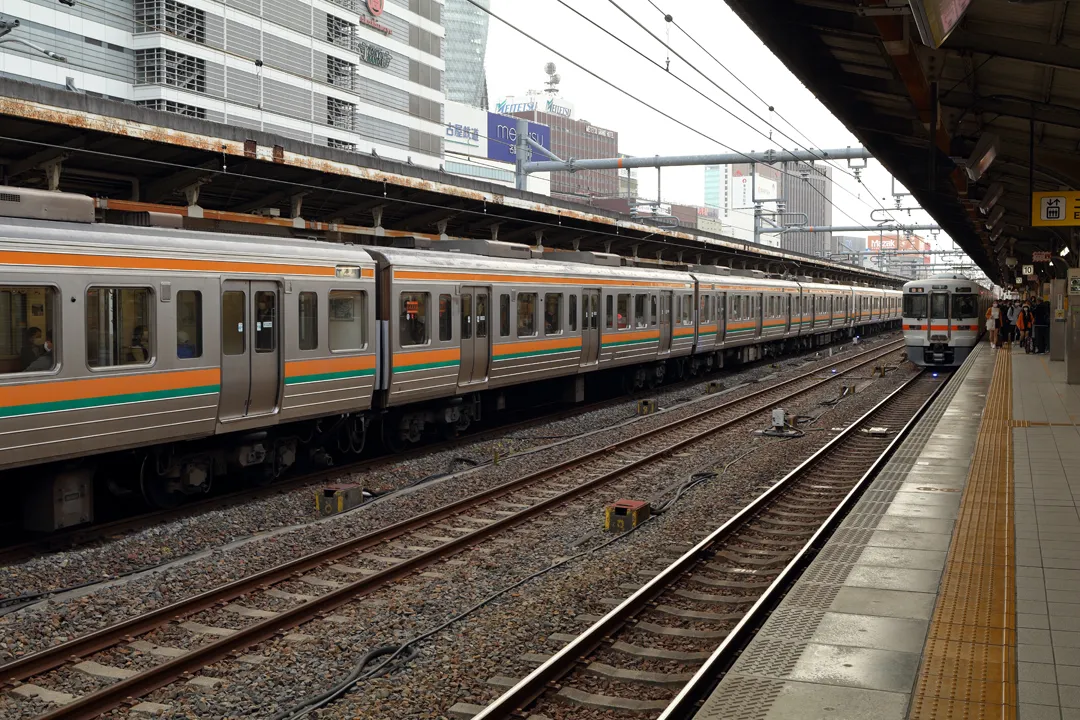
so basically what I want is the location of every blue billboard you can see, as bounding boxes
[486,112,551,164]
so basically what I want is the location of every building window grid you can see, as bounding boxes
[134,0,206,43]
[327,96,356,131]
[326,15,356,49]
[135,48,206,93]
[136,99,207,118]
[326,55,356,91]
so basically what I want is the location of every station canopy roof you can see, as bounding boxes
[725,0,1080,284]
[0,78,901,286]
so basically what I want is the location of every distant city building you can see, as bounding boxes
[867,233,929,278]
[500,93,618,200]
[0,0,447,167]
[707,162,832,253]
[618,156,638,200]
[831,235,868,266]
[444,0,489,109]
[442,99,550,193]
[704,165,722,209]
[777,161,833,256]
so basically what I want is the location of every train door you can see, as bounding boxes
[756,293,764,336]
[458,286,490,385]
[659,291,673,352]
[717,292,726,341]
[580,288,601,366]
[930,290,950,343]
[219,280,281,421]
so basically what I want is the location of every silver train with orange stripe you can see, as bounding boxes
[902,275,993,367]
[0,188,900,531]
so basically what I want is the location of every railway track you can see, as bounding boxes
[0,333,900,567]
[470,367,944,720]
[2,339,905,720]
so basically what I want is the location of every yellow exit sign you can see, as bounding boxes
[1033,191,1080,226]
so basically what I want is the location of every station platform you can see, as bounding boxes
[696,343,1080,720]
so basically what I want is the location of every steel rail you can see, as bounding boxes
[10,341,902,720]
[472,367,943,720]
[656,372,945,719]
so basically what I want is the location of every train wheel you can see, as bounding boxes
[381,418,408,454]
[138,456,183,509]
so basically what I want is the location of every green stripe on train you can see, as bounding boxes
[602,338,658,348]
[285,368,376,385]
[394,360,461,372]
[494,346,582,361]
[0,384,222,419]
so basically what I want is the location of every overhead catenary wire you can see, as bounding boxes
[57,0,878,227]
[494,0,877,232]
[636,0,901,221]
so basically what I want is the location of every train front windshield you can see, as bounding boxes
[952,294,979,319]
[903,294,927,318]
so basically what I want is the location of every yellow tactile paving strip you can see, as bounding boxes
[909,349,1016,720]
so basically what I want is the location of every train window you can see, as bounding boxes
[439,294,452,342]
[476,293,488,338]
[331,291,367,350]
[651,295,658,326]
[86,287,152,368]
[461,293,472,340]
[681,295,691,324]
[298,292,317,351]
[400,292,429,347]
[930,293,948,318]
[617,294,630,330]
[500,294,510,337]
[590,293,599,329]
[569,294,577,332]
[952,294,978,318]
[518,293,537,337]
[254,292,276,354]
[544,294,562,335]
[733,296,740,319]
[634,294,647,328]
[222,291,245,356]
[177,291,203,358]
[606,295,614,329]
[0,286,57,373]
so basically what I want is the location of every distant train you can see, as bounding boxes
[0,187,900,531]
[902,275,993,367]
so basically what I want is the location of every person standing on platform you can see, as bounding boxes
[1005,301,1019,348]
[987,302,1000,348]
[1035,300,1051,354]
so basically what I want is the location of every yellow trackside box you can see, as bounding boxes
[605,499,651,532]
[316,483,364,516]
[637,399,658,416]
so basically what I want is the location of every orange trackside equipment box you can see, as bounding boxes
[604,499,651,532]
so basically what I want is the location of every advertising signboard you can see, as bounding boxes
[1033,251,1053,262]
[486,113,551,164]
[909,0,972,48]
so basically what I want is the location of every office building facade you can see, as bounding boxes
[777,161,832,256]
[506,100,618,200]
[443,0,488,109]
[708,162,832,252]
[0,0,447,167]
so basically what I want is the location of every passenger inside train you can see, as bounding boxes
[1,285,56,373]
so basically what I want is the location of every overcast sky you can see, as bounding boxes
[482,0,975,271]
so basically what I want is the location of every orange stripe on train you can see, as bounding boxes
[284,355,376,377]
[0,250,342,277]
[394,270,690,289]
[0,368,220,409]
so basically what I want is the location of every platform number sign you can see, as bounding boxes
[1022,264,1034,276]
